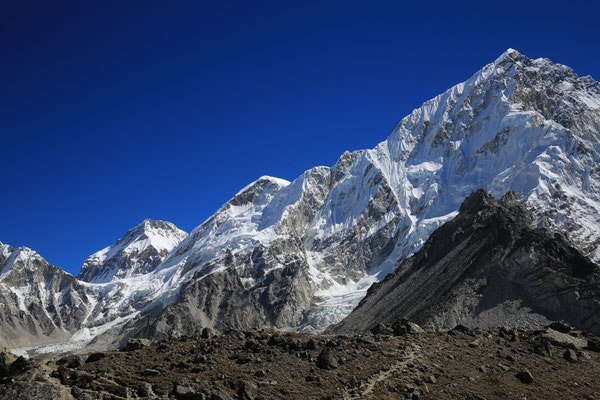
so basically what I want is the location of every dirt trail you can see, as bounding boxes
[343,343,421,399]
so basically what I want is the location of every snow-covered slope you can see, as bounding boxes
[78,219,188,283]
[4,49,600,354]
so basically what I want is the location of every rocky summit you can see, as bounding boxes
[1,48,600,360]
[1,324,599,399]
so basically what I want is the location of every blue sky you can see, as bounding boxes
[1,1,598,275]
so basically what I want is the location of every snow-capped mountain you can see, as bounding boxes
[0,242,93,348]
[2,49,600,354]
[78,219,187,283]
[139,48,600,336]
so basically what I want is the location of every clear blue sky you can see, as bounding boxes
[1,1,598,275]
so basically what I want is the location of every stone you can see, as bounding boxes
[563,349,578,363]
[371,323,394,335]
[175,384,198,398]
[451,325,475,336]
[85,353,107,363]
[391,319,424,336]
[8,357,32,376]
[121,338,151,351]
[0,353,9,378]
[67,356,86,368]
[497,364,511,372]
[235,354,252,364]
[202,327,216,339]
[141,368,161,376]
[237,382,258,400]
[406,321,425,334]
[548,321,572,333]
[586,337,600,352]
[542,328,587,350]
[515,370,534,384]
[577,351,591,360]
[139,382,154,397]
[316,348,338,370]
[533,340,554,357]
[212,390,234,400]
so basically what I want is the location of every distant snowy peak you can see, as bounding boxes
[0,242,57,280]
[77,219,188,283]
[164,175,290,265]
[0,241,92,348]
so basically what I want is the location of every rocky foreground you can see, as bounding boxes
[1,321,599,400]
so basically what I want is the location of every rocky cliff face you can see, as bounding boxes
[331,190,600,334]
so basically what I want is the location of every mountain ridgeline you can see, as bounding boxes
[1,49,599,355]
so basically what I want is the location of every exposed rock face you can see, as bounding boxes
[77,219,187,283]
[331,190,600,334]
[0,244,93,348]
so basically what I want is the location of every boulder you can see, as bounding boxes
[563,349,578,363]
[85,353,107,363]
[515,369,534,384]
[237,382,258,400]
[541,328,587,350]
[316,348,338,370]
[548,321,572,333]
[201,328,216,339]
[121,338,151,352]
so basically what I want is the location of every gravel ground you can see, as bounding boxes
[1,324,599,399]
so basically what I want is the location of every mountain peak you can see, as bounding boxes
[77,219,188,283]
[0,243,67,282]
[234,176,290,197]
[133,218,182,235]
[458,189,496,214]
[493,47,523,64]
